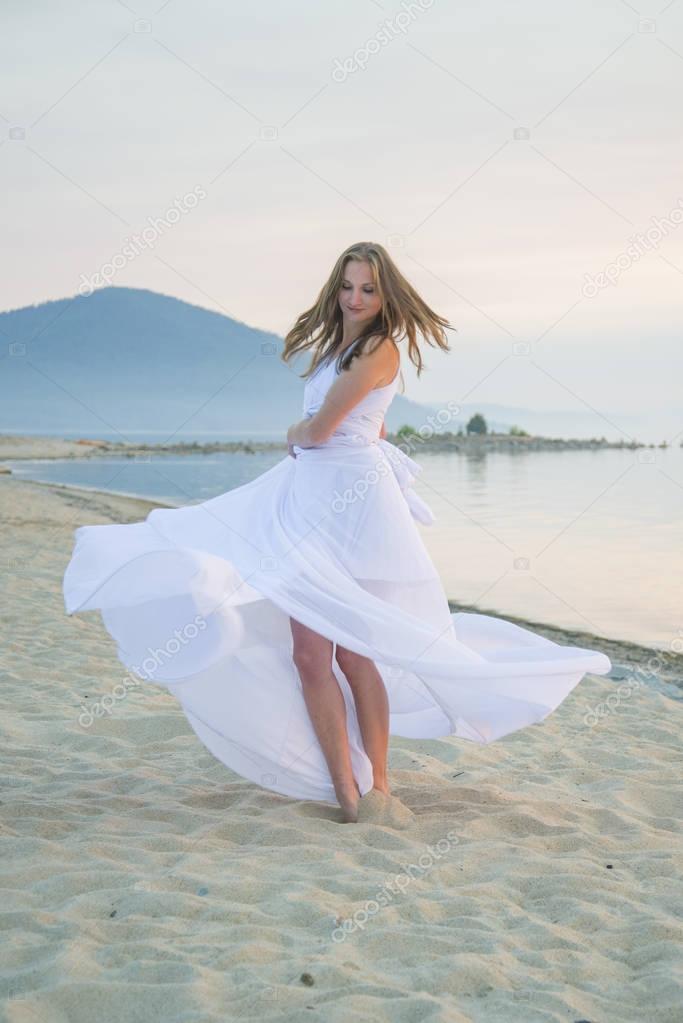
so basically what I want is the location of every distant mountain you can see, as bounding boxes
[0,287,429,441]
[0,287,657,444]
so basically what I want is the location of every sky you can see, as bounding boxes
[1,0,682,442]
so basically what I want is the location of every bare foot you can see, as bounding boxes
[357,789,414,829]
[337,784,360,823]
[339,799,358,823]
[339,781,389,821]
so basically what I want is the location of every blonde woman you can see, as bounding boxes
[282,242,452,822]
[64,241,611,825]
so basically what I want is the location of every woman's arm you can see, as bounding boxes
[299,341,398,448]
[380,418,387,439]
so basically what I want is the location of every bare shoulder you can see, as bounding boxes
[353,337,400,388]
[372,337,400,388]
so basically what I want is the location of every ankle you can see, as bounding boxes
[336,780,360,804]
[372,775,390,795]
[337,784,360,823]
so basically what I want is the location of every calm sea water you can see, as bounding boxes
[9,445,682,651]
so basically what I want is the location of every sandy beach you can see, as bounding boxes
[1,467,681,1022]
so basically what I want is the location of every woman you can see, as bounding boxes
[281,242,453,822]
[63,241,611,824]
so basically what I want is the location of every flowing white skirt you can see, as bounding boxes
[63,440,611,804]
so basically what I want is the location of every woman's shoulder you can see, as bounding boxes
[363,335,400,361]
[365,336,400,387]
[379,335,401,367]
[343,335,400,385]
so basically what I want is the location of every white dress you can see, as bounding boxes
[63,343,611,804]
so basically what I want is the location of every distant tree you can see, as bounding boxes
[509,425,530,437]
[397,424,417,438]
[466,413,487,435]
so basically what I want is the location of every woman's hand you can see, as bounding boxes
[287,421,309,458]
[287,417,318,458]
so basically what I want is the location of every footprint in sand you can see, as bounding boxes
[357,790,415,829]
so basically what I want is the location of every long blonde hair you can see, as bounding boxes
[282,241,455,387]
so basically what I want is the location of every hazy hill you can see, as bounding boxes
[0,287,653,443]
[0,287,430,441]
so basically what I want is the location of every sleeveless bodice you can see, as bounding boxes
[292,342,436,524]
[299,343,401,450]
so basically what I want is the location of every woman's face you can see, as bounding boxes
[338,260,382,335]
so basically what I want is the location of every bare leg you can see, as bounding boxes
[290,618,360,822]
[335,646,390,796]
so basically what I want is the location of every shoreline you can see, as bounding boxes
[0,473,185,510]
[0,430,668,465]
[3,471,681,688]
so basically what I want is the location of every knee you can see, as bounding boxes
[335,645,366,676]
[292,644,329,680]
